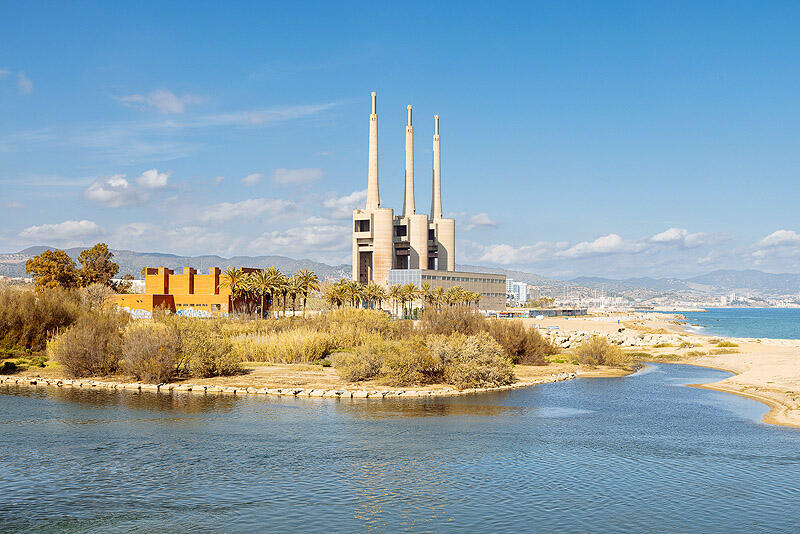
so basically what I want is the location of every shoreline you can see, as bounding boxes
[667,320,800,428]
[0,369,591,399]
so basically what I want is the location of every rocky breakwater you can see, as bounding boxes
[0,372,579,399]
[543,330,685,349]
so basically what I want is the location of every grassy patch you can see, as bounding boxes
[709,348,740,355]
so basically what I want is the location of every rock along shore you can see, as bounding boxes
[0,372,578,399]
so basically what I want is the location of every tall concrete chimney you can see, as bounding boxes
[366,91,380,209]
[403,105,415,216]
[431,114,442,219]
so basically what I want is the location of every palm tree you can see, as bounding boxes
[249,270,273,318]
[421,282,433,309]
[389,284,402,316]
[262,267,282,316]
[433,286,445,310]
[373,284,387,310]
[445,286,461,307]
[274,273,289,317]
[401,283,421,317]
[346,280,362,308]
[288,274,303,317]
[220,267,245,314]
[296,269,320,317]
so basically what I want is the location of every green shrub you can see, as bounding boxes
[379,337,441,386]
[122,321,180,382]
[686,350,707,357]
[652,342,673,348]
[50,312,127,377]
[331,342,383,382]
[28,354,48,368]
[486,319,556,365]
[175,319,239,377]
[707,338,722,344]
[574,335,631,368]
[430,332,515,389]
[625,351,653,359]
[716,340,739,348]
[419,306,486,335]
[0,285,82,352]
[678,341,694,349]
[0,361,17,374]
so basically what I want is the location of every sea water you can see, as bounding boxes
[682,307,800,339]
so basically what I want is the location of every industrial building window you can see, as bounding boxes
[428,229,435,240]
[355,220,370,232]
[395,225,407,237]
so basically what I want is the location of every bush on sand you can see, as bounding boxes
[50,311,127,377]
[121,321,180,382]
[574,335,631,367]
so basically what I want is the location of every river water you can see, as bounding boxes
[2,363,799,532]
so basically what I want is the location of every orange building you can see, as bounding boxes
[110,267,259,318]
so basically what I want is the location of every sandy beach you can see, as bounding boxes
[525,312,800,428]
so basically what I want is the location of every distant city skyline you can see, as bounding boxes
[2,2,800,278]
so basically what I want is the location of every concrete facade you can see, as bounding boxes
[110,266,258,318]
[353,93,459,286]
[388,269,507,311]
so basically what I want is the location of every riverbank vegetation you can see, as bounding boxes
[1,282,563,388]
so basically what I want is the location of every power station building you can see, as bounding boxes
[352,92,505,310]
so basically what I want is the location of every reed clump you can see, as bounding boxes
[574,335,632,368]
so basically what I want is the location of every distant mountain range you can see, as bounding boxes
[569,270,800,295]
[3,246,799,296]
[0,246,350,281]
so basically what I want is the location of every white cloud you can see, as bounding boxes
[20,220,101,242]
[17,72,33,95]
[251,223,350,258]
[112,222,240,256]
[84,174,144,207]
[4,200,24,209]
[463,212,497,231]
[243,173,263,186]
[0,69,9,79]
[475,241,560,265]
[188,103,335,127]
[117,90,203,114]
[201,198,295,223]
[1,102,336,163]
[272,167,323,185]
[756,230,800,248]
[556,233,642,259]
[650,227,710,248]
[323,189,367,218]
[136,168,170,188]
[214,176,225,184]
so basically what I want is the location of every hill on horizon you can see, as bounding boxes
[1,246,350,281]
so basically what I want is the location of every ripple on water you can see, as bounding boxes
[2,364,800,532]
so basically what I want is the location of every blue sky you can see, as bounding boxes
[2,1,800,278]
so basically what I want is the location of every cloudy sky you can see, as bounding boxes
[2,2,800,278]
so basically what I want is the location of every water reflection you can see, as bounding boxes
[1,383,240,415]
[3,364,800,532]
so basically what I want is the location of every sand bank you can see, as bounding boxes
[527,312,800,428]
